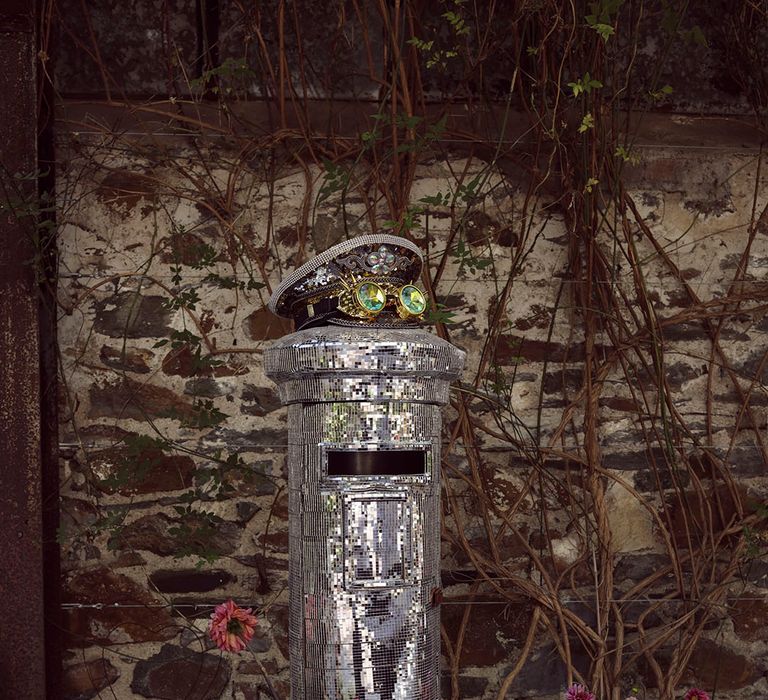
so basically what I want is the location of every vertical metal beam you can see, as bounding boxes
[38,0,63,694]
[0,0,47,697]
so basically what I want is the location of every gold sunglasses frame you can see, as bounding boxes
[337,279,427,320]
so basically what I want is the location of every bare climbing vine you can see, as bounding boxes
[13,0,768,697]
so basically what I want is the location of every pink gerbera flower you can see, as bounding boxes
[566,684,596,700]
[684,690,711,700]
[208,599,258,652]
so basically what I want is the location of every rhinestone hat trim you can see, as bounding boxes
[268,234,423,317]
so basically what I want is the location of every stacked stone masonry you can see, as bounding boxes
[55,132,768,699]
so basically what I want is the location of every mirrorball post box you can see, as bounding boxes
[265,235,465,700]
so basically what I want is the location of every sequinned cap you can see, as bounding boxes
[268,234,426,329]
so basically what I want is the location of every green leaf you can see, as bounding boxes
[202,272,265,291]
[396,114,422,130]
[442,10,470,36]
[361,130,376,144]
[452,236,493,275]
[162,288,201,311]
[425,305,457,325]
[419,192,450,207]
[426,114,448,141]
[317,159,351,204]
[648,84,674,101]
[614,145,640,165]
[688,25,707,46]
[189,57,256,94]
[590,22,615,41]
[568,73,602,98]
[578,112,595,133]
[407,37,434,52]
[167,399,229,429]
[456,175,482,202]
[568,80,583,98]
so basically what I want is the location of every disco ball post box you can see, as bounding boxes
[264,235,465,700]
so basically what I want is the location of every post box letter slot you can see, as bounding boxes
[327,449,426,476]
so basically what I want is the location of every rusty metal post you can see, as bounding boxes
[0,0,49,697]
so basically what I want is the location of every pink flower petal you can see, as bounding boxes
[208,599,258,653]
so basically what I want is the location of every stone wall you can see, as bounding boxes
[54,124,768,699]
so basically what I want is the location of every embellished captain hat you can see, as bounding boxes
[268,234,427,330]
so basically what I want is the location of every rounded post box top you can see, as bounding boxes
[264,326,465,382]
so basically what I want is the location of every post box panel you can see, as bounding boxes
[344,494,413,588]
